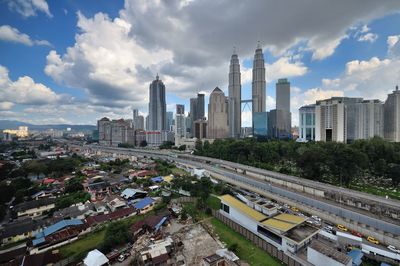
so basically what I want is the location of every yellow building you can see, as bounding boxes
[3,126,29,138]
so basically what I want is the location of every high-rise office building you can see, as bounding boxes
[166,111,173,131]
[175,113,186,138]
[176,104,185,115]
[208,87,229,139]
[384,86,400,142]
[299,104,316,141]
[148,75,167,131]
[315,97,362,142]
[269,78,292,139]
[252,42,266,114]
[228,48,241,138]
[276,78,290,112]
[253,112,268,138]
[133,109,145,130]
[197,93,205,119]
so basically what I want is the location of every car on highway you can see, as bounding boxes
[351,230,363,238]
[291,206,299,212]
[336,224,348,232]
[387,245,400,253]
[311,215,321,222]
[367,236,379,245]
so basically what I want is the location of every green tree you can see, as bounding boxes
[140,140,148,147]
[387,164,400,186]
[100,221,131,253]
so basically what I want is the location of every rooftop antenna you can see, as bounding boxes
[156,73,159,80]
[396,84,399,91]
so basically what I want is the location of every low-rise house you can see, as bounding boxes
[53,202,96,221]
[130,213,169,240]
[128,170,157,179]
[85,180,110,200]
[133,197,156,213]
[13,198,56,218]
[31,189,60,200]
[121,188,147,201]
[202,254,227,266]
[104,195,126,212]
[94,201,109,214]
[85,207,135,228]
[31,219,86,253]
[0,218,45,244]
[139,237,174,265]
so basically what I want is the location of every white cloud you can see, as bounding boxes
[0,102,14,110]
[387,35,400,57]
[0,25,51,46]
[267,57,308,82]
[0,65,63,105]
[322,56,399,101]
[358,32,378,42]
[6,0,52,18]
[45,12,173,109]
[309,35,348,60]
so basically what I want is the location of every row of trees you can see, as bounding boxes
[195,137,400,187]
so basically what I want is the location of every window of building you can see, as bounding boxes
[221,203,230,214]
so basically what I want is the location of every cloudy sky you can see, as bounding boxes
[1,0,400,126]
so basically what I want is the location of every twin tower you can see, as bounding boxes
[228,43,266,138]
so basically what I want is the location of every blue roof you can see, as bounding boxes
[35,219,83,239]
[32,237,45,246]
[134,197,155,210]
[347,249,363,266]
[121,188,147,199]
[155,216,167,231]
[150,176,163,183]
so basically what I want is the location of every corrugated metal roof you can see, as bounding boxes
[134,197,155,210]
[35,219,83,239]
[219,195,267,222]
[261,213,306,232]
[121,188,147,199]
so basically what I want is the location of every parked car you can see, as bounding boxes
[351,230,363,238]
[118,254,126,262]
[336,224,348,232]
[387,245,400,253]
[367,236,379,245]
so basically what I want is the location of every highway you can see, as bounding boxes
[82,145,400,237]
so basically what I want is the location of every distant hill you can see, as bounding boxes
[0,120,96,131]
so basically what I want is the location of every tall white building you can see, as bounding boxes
[148,75,167,131]
[384,86,400,142]
[315,97,362,142]
[175,105,186,138]
[299,104,316,141]
[208,87,229,139]
[355,100,384,140]
[252,42,266,114]
[228,48,241,138]
[133,109,145,130]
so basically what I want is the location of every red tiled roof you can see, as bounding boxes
[86,207,135,227]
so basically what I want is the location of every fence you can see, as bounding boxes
[213,210,308,266]
[171,197,197,204]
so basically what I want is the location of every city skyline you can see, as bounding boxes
[1,1,400,127]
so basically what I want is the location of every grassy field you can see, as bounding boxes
[59,228,106,259]
[210,218,282,266]
[171,167,188,176]
[351,183,400,200]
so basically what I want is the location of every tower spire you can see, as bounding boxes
[156,73,159,80]
[257,40,261,49]
[233,46,237,55]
